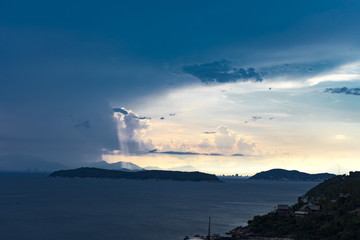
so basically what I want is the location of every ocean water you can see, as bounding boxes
[0,173,318,240]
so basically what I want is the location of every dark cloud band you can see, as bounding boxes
[183,60,263,83]
[113,108,129,115]
[325,87,360,96]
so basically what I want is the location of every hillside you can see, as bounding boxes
[229,171,360,240]
[306,171,360,199]
[49,167,221,182]
[249,168,335,181]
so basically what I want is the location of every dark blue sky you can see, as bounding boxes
[1,0,360,170]
[2,0,360,61]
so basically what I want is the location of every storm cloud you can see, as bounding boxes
[113,108,154,155]
[2,0,360,172]
[113,108,129,115]
[183,60,263,83]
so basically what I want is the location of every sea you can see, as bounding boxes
[0,173,318,240]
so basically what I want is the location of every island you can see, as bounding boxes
[249,168,335,181]
[49,167,221,182]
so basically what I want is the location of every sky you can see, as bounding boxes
[1,0,360,175]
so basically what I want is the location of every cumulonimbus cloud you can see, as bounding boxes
[215,126,256,155]
[215,126,237,152]
[113,107,154,155]
[236,138,256,155]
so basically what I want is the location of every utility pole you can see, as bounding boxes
[207,217,211,240]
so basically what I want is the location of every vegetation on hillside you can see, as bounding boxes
[230,171,360,240]
[49,167,221,182]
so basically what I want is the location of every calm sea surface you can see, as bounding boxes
[0,173,318,240]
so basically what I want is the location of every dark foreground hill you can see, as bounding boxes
[49,167,221,182]
[250,168,335,181]
[229,171,360,240]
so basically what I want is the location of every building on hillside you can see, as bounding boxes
[294,204,320,217]
[276,205,292,215]
[294,210,309,217]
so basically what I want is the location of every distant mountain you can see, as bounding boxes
[249,168,335,181]
[0,155,143,173]
[167,165,198,172]
[0,154,68,172]
[144,166,162,170]
[144,165,198,172]
[49,167,221,182]
[84,161,143,171]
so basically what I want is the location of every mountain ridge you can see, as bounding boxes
[84,160,143,171]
